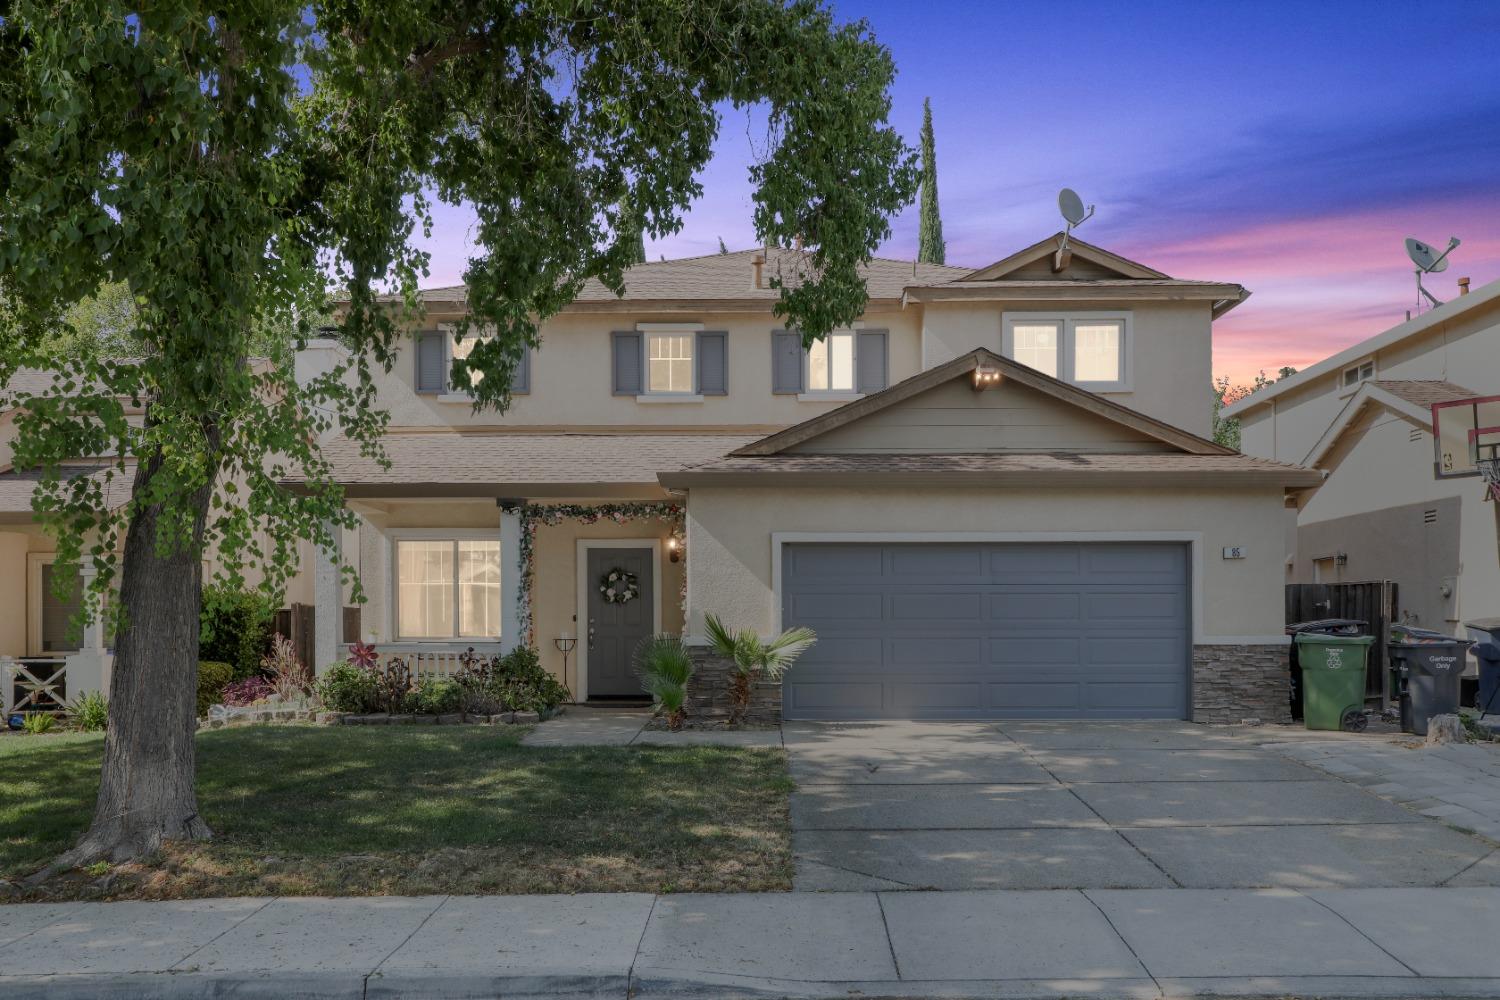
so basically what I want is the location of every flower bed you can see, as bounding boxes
[201,704,565,729]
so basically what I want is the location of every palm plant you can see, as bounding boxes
[634,634,695,731]
[703,614,816,726]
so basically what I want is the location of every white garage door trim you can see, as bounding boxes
[769,531,1284,647]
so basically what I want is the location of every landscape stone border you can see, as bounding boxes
[200,704,564,729]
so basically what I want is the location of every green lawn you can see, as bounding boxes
[0,726,792,899]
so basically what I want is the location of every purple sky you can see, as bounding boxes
[413,1,1500,385]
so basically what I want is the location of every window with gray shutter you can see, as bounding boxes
[511,348,531,394]
[612,331,643,395]
[856,329,888,393]
[696,331,728,395]
[415,331,447,393]
[771,329,804,394]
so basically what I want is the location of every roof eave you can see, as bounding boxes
[658,468,1325,490]
[902,284,1245,304]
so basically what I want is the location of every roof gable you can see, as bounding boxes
[1302,380,1474,468]
[731,349,1234,458]
[959,235,1170,282]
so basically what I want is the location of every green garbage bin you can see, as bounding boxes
[1294,633,1374,731]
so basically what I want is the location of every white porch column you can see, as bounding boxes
[64,565,111,701]
[498,499,525,653]
[313,520,342,674]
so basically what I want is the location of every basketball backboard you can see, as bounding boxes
[1432,394,1500,478]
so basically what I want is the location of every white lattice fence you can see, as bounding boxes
[3,657,68,714]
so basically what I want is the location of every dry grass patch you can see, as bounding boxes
[0,726,791,900]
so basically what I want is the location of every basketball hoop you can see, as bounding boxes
[1475,434,1500,502]
[1480,455,1500,503]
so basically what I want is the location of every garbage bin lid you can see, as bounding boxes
[1287,618,1367,634]
[1464,618,1500,634]
[1294,632,1375,645]
[1391,624,1465,643]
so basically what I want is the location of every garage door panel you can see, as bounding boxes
[889,636,985,666]
[888,681,985,712]
[1085,590,1185,622]
[989,592,1082,621]
[786,592,885,620]
[988,545,1084,579]
[986,681,1083,711]
[891,592,986,620]
[888,546,985,578]
[989,637,1083,664]
[783,542,1189,721]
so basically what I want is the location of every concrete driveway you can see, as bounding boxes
[786,720,1500,891]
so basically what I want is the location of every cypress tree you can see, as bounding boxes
[917,97,946,265]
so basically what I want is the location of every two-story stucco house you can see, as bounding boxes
[1222,276,1500,632]
[289,235,1319,723]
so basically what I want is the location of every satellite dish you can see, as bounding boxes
[1059,188,1088,227]
[1405,236,1461,310]
[1054,187,1096,271]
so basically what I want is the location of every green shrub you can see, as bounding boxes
[21,712,55,735]
[455,646,570,714]
[200,585,277,680]
[411,677,463,715]
[316,661,379,713]
[67,690,108,732]
[197,660,234,716]
[634,634,694,730]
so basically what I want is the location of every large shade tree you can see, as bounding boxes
[0,0,917,867]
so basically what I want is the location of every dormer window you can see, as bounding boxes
[1002,312,1130,391]
[1342,359,1375,390]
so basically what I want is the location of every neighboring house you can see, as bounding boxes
[1222,276,1500,630]
[290,236,1317,723]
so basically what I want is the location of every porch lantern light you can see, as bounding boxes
[972,365,1003,391]
[667,536,682,563]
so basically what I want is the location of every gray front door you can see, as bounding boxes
[781,542,1191,720]
[586,546,655,698]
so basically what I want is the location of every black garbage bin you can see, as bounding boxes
[1390,633,1474,736]
[1466,619,1500,718]
[1286,619,1367,722]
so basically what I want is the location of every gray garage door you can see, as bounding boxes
[781,542,1190,720]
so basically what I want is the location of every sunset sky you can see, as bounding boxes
[414,1,1500,386]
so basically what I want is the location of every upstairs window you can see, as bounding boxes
[1002,313,1130,391]
[647,333,695,393]
[1342,359,1375,390]
[807,331,856,391]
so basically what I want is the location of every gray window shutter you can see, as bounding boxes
[696,331,728,395]
[612,331,643,395]
[771,329,804,394]
[511,348,531,394]
[415,331,447,393]
[856,329,889,393]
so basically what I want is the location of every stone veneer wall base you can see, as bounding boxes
[1192,643,1291,725]
[685,649,782,727]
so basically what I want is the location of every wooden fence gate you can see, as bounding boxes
[271,603,361,671]
[1285,580,1398,707]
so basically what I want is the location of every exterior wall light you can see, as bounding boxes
[972,366,1003,391]
[667,536,681,563]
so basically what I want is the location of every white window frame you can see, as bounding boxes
[27,553,79,657]
[637,322,702,399]
[1339,357,1376,396]
[389,529,503,643]
[1001,311,1132,392]
[435,323,528,402]
[800,329,862,399]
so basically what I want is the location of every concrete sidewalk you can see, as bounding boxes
[3,888,1500,999]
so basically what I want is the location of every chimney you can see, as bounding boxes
[752,254,764,289]
[1458,276,1471,296]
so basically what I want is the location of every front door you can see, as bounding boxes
[586,546,655,698]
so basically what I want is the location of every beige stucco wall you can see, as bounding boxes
[790,378,1169,454]
[0,525,74,659]
[922,301,1214,437]
[1299,408,1499,625]
[363,308,920,430]
[1237,294,1500,466]
[684,485,1289,643]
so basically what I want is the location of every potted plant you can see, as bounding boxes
[704,615,816,726]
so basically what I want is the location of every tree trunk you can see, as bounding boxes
[46,444,216,870]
